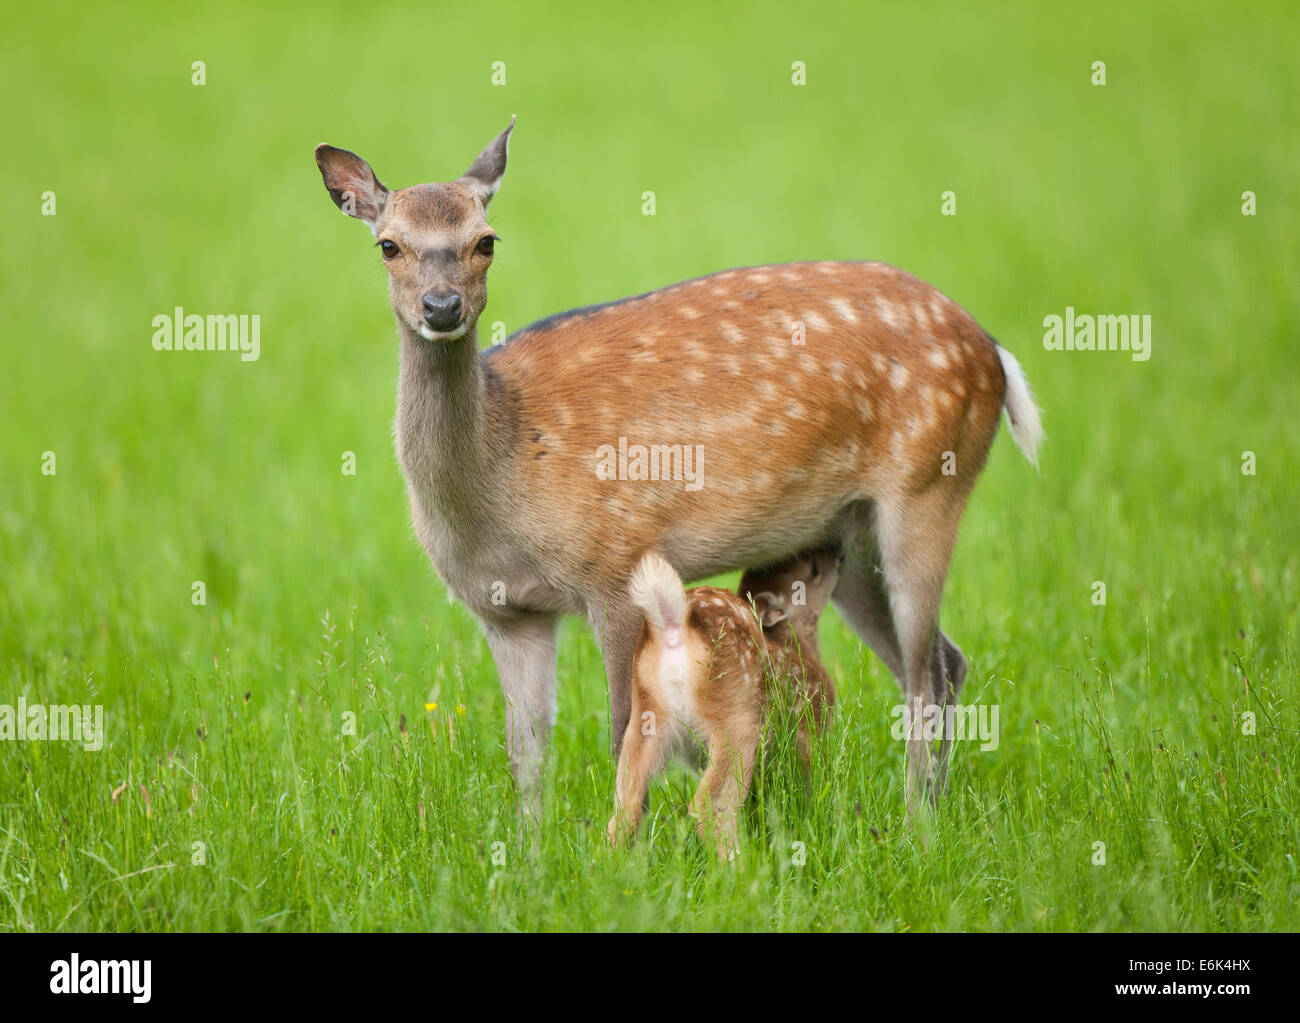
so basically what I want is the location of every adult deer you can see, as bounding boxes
[314,118,1041,817]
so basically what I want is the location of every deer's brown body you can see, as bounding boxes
[610,550,841,857]
[316,119,1042,816]
[486,259,1008,593]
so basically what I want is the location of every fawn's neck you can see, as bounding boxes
[765,620,823,672]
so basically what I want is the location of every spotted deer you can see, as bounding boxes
[610,548,842,857]
[314,118,1042,818]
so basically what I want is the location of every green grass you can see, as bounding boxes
[1,0,1297,931]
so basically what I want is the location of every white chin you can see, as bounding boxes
[418,322,468,341]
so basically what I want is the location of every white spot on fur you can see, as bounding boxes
[877,298,901,330]
[830,297,858,323]
[802,309,830,332]
[927,348,950,369]
[889,359,909,389]
[720,322,744,343]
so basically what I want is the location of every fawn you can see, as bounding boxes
[314,118,1041,818]
[609,549,842,857]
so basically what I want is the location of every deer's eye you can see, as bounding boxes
[811,563,821,580]
[477,235,497,257]
[380,240,399,260]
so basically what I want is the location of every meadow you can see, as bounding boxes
[0,0,1296,931]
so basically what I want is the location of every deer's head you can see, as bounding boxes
[315,117,514,341]
[740,547,844,633]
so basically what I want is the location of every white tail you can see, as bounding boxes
[628,552,688,642]
[997,345,1043,468]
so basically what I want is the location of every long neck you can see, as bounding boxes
[396,325,494,525]
[766,619,823,674]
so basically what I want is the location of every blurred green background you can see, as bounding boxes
[0,0,1296,931]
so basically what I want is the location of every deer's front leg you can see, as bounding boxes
[482,613,558,822]
[588,598,644,759]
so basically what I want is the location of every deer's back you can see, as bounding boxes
[486,261,1007,590]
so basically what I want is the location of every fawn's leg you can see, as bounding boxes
[608,681,668,848]
[691,713,760,861]
[795,668,837,777]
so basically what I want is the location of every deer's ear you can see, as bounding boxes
[458,116,515,207]
[315,145,389,229]
[752,591,790,629]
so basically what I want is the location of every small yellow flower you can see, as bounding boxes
[455,704,466,717]
[424,702,437,712]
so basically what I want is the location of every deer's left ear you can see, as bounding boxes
[458,115,515,207]
[751,591,790,629]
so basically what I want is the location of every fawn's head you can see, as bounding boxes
[739,547,844,633]
[315,117,514,342]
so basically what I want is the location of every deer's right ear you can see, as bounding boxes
[315,145,389,230]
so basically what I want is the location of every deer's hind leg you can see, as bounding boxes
[872,486,972,813]
[833,505,969,799]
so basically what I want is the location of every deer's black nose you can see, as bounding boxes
[422,291,463,331]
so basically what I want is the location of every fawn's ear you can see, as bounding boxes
[752,591,790,629]
[315,145,389,229]
[458,116,515,208]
